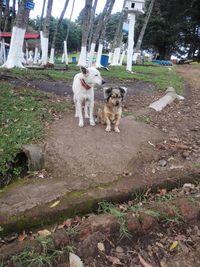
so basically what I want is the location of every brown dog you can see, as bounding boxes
[98,87,127,133]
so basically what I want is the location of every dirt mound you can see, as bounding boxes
[45,113,163,183]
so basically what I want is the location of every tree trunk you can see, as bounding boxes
[88,0,99,66]
[78,0,93,66]
[90,0,115,67]
[3,0,10,32]
[41,0,53,65]
[111,0,127,65]
[11,0,16,27]
[65,0,75,42]
[135,0,155,52]
[0,0,3,31]
[49,0,70,64]
[40,0,46,31]
[64,0,75,65]
[95,0,115,68]
[88,0,98,52]
[2,0,31,68]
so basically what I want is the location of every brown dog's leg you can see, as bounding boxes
[105,116,111,132]
[114,114,121,133]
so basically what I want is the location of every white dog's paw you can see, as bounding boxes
[79,121,84,127]
[105,126,111,132]
[90,120,96,126]
[85,114,90,119]
[114,127,120,133]
[75,114,79,118]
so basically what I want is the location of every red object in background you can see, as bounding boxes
[0,32,40,39]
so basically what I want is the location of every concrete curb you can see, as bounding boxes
[1,191,200,261]
[0,171,200,237]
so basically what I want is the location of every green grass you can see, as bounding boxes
[101,65,184,94]
[2,63,184,94]
[3,65,79,81]
[11,237,63,267]
[0,83,71,181]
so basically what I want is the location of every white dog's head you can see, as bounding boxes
[80,66,105,87]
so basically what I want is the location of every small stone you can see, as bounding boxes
[183,183,195,190]
[158,159,167,167]
[97,242,105,252]
[182,151,190,158]
[116,246,123,253]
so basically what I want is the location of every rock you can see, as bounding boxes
[174,198,200,222]
[126,213,142,233]
[86,214,119,236]
[69,253,84,267]
[21,144,45,171]
[52,229,69,249]
[182,151,190,158]
[139,212,158,232]
[158,159,167,167]
[80,231,106,257]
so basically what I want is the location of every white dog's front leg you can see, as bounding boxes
[89,100,95,126]
[77,101,84,127]
[74,97,79,118]
[84,101,89,118]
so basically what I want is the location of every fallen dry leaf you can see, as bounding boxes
[138,254,153,267]
[159,189,167,196]
[169,240,178,251]
[106,255,122,265]
[18,231,27,242]
[57,219,72,230]
[37,229,51,237]
[160,260,169,267]
[50,200,60,208]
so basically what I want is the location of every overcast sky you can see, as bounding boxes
[30,0,124,20]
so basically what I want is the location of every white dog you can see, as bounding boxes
[72,66,105,127]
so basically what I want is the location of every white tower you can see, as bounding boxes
[125,0,145,72]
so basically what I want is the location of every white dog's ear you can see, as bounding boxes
[80,66,88,75]
[119,87,127,98]
[103,87,113,99]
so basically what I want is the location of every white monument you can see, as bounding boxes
[125,0,145,72]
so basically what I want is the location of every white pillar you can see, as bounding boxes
[126,13,136,72]
[78,46,87,66]
[108,52,113,64]
[49,48,55,64]
[64,40,68,65]
[119,50,126,65]
[95,43,103,68]
[88,42,96,66]
[111,47,121,65]
[61,53,65,63]
[1,26,25,68]
[33,46,38,64]
[40,31,49,65]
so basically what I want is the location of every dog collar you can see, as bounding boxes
[80,79,91,90]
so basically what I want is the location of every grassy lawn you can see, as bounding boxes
[3,63,184,94]
[0,83,71,184]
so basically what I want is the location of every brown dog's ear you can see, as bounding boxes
[80,66,88,75]
[103,87,113,100]
[119,87,127,98]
